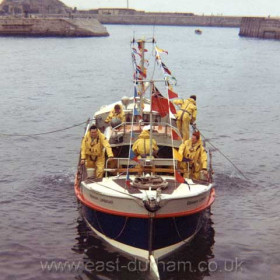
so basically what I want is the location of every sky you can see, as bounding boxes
[60,0,280,17]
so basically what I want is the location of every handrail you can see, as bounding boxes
[105,157,180,177]
[104,157,210,183]
[110,121,181,137]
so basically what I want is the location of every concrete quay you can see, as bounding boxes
[239,17,280,40]
[0,17,109,37]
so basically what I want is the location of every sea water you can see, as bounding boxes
[0,24,279,280]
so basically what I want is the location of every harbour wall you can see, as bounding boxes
[2,13,280,39]
[31,11,242,28]
[239,17,280,39]
[0,17,109,37]
[91,14,242,28]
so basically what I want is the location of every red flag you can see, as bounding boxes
[168,88,178,99]
[172,129,181,140]
[169,102,176,114]
[151,86,177,117]
[151,87,177,117]
[136,65,147,78]
[126,179,131,187]
[130,150,140,162]
[175,171,185,183]
[126,173,131,187]
[151,94,169,117]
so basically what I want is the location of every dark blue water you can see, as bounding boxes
[0,25,279,280]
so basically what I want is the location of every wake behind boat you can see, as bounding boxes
[74,37,215,279]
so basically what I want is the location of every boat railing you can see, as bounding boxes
[104,157,180,177]
[108,121,181,142]
[104,158,211,183]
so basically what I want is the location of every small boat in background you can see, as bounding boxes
[195,29,202,34]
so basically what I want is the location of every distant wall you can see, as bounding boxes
[22,13,242,27]
[96,14,242,27]
[239,17,280,39]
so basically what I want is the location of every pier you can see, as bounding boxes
[239,17,280,39]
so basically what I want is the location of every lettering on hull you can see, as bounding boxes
[89,193,113,204]
[187,195,207,206]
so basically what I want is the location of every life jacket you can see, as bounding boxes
[105,105,125,123]
[180,139,207,172]
[176,98,197,122]
[132,130,158,157]
[81,129,113,160]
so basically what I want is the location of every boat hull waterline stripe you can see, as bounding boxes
[75,176,215,218]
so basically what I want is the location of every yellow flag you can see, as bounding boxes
[155,46,168,54]
[173,148,182,162]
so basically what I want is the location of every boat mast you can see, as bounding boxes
[149,82,154,157]
[136,38,160,158]
[138,39,145,117]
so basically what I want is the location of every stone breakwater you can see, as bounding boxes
[239,17,280,40]
[95,14,242,28]
[0,17,109,37]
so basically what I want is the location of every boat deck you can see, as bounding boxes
[83,175,210,199]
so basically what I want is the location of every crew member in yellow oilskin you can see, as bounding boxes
[179,130,208,180]
[105,104,125,126]
[132,125,159,158]
[173,95,197,141]
[80,125,113,178]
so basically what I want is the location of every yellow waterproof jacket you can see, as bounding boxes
[81,129,113,160]
[179,139,207,172]
[105,106,125,123]
[173,98,197,123]
[132,130,158,157]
